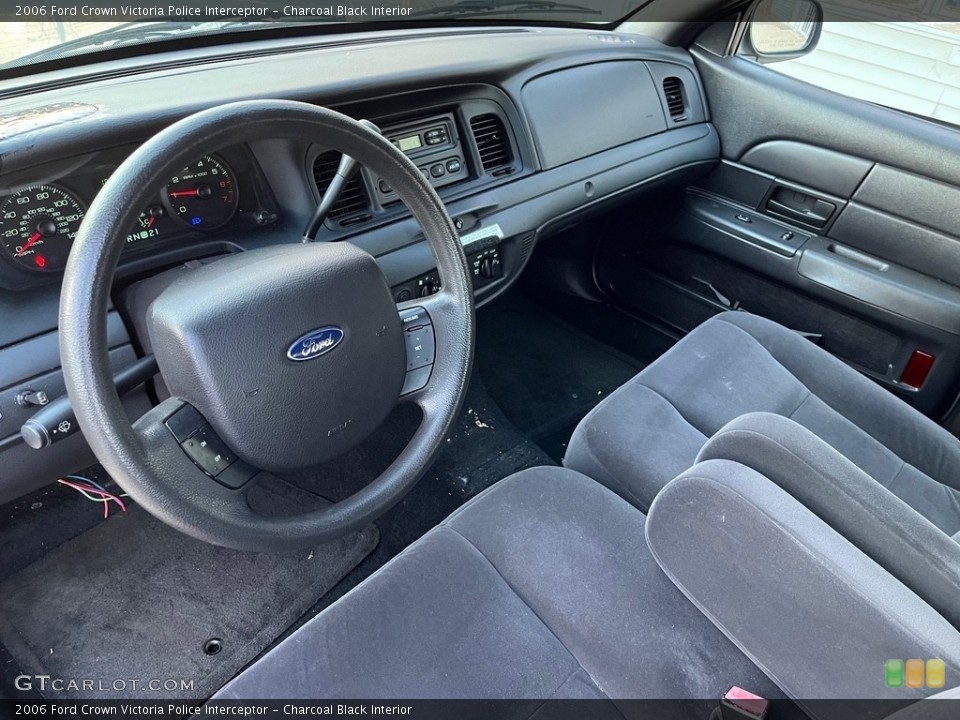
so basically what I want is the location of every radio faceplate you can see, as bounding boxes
[373,112,469,203]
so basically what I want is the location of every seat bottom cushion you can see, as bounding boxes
[564,311,960,533]
[213,467,782,704]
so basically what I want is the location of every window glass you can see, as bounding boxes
[758,21,960,126]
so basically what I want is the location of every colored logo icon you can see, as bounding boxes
[885,659,945,688]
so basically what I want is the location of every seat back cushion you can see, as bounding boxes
[698,412,960,631]
[646,459,960,719]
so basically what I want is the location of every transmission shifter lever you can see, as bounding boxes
[302,119,380,242]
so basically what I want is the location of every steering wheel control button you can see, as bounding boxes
[164,404,205,443]
[182,425,236,477]
[398,307,436,394]
[399,307,431,329]
[215,458,259,490]
[401,365,432,396]
[405,326,435,371]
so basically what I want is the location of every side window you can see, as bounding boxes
[748,19,960,126]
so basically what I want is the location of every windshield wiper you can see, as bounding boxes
[410,0,602,19]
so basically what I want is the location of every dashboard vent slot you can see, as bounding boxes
[312,151,369,220]
[470,114,512,173]
[662,77,687,121]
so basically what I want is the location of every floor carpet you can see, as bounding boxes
[0,478,377,700]
[476,291,646,461]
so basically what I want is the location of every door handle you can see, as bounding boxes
[766,187,836,229]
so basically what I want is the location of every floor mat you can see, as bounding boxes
[288,379,556,616]
[476,291,645,460]
[0,483,378,700]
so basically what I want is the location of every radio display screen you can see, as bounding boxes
[397,135,423,153]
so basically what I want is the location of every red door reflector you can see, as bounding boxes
[900,350,935,389]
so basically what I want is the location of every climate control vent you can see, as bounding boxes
[470,114,512,173]
[312,151,369,220]
[662,77,687,121]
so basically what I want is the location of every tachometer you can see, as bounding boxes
[0,185,85,272]
[163,155,238,230]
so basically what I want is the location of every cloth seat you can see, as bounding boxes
[564,311,960,533]
[212,466,781,705]
[213,463,960,713]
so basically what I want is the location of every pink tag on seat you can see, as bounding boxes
[721,685,769,719]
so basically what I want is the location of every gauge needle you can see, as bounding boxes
[17,232,42,257]
[169,189,200,198]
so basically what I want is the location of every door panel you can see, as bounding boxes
[597,45,960,421]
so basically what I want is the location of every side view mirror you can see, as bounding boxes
[744,0,823,63]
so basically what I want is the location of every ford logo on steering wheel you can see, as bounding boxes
[287,326,344,362]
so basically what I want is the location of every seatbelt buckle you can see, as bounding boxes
[720,686,769,720]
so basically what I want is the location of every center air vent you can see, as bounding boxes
[662,77,687,121]
[470,114,513,173]
[312,151,369,220]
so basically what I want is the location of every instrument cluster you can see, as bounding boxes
[0,148,265,279]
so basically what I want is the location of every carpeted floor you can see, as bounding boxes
[0,478,377,700]
[0,287,656,699]
[476,291,646,462]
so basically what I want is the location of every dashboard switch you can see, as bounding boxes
[430,164,446,178]
[479,256,500,279]
[17,390,49,408]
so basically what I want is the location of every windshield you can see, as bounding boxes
[0,1,652,72]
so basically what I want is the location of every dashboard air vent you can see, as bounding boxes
[662,77,687,121]
[470,114,512,173]
[312,151,369,220]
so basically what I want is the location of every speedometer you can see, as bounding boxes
[163,155,238,230]
[0,185,85,272]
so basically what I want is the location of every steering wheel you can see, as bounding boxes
[58,100,475,551]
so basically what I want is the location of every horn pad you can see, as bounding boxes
[148,243,406,470]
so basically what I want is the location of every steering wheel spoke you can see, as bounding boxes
[128,397,273,542]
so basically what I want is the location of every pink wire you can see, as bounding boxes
[58,479,127,518]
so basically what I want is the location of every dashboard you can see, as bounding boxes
[0,25,719,502]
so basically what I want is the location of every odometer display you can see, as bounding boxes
[163,155,238,230]
[0,185,84,272]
